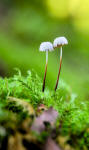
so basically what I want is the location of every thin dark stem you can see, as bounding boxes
[42,63,48,92]
[55,57,62,91]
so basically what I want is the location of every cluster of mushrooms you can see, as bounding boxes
[39,37,68,92]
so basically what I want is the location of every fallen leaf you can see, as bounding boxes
[43,137,62,150]
[31,107,58,133]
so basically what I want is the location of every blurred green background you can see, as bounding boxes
[0,0,89,100]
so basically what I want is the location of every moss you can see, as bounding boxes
[0,69,89,149]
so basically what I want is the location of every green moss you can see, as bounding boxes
[0,69,89,149]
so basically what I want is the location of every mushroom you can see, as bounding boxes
[53,37,68,91]
[39,42,54,92]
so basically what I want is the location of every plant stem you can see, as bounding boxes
[42,51,48,92]
[55,47,62,91]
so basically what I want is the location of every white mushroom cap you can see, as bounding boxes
[39,42,54,52]
[53,37,68,48]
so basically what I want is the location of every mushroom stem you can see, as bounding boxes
[42,51,48,92]
[55,47,62,91]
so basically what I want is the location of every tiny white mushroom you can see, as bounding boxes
[53,37,68,91]
[39,42,54,92]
